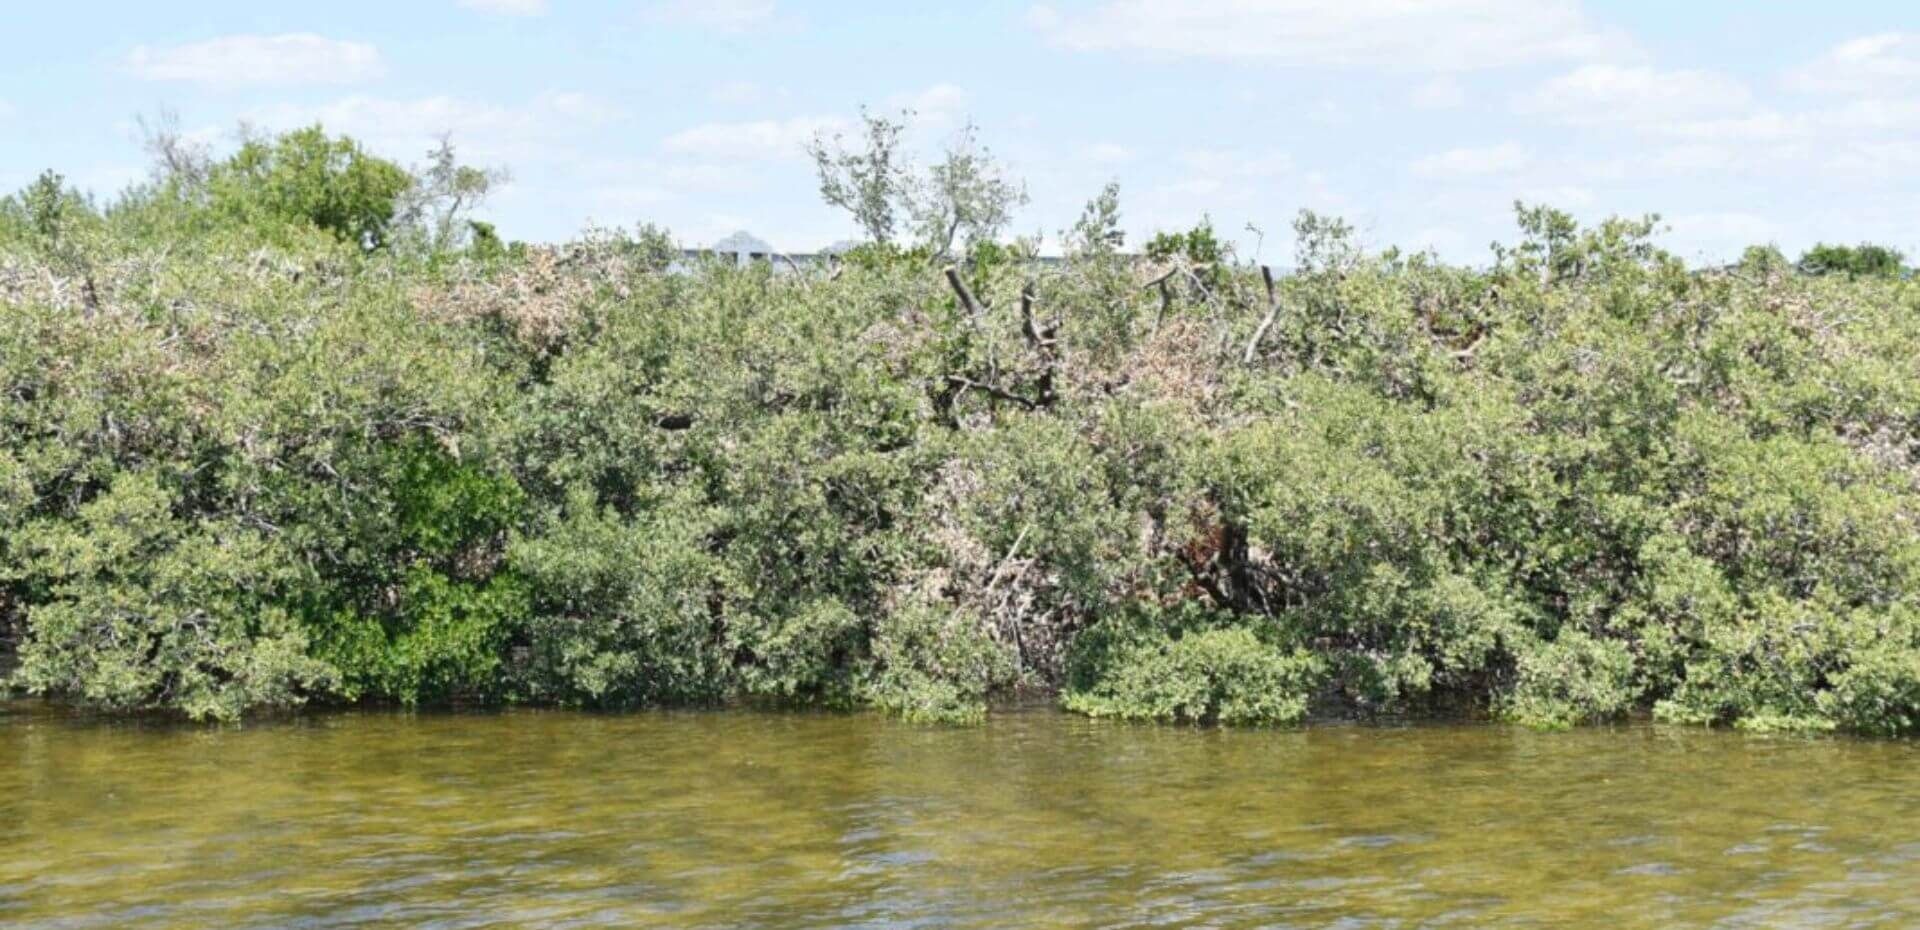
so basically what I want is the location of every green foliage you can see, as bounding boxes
[1146,217,1229,289]
[395,136,507,256]
[209,126,411,250]
[1798,242,1906,279]
[1145,218,1225,267]
[1499,631,1638,729]
[507,491,724,706]
[304,441,528,705]
[1065,605,1322,725]
[7,473,334,720]
[6,149,1920,738]
[861,599,1014,724]
[808,108,1027,258]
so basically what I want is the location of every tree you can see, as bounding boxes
[908,122,1027,259]
[808,108,911,246]
[394,135,509,255]
[1,171,102,313]
[808,109,1027,259]
[209,125,412,250]
[1065,182,1124,259]
[136,108,213,190]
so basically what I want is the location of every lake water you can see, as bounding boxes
[2,701,1916,928]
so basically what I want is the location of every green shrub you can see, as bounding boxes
[1499,631,1638,729]
[7,138,1920,735]
[507,491,726,706]
[1797,242,1905,279]
[7,472,335,720]
[862,600,1015,724]
[1065,605,1322,725]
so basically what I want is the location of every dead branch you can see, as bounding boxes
[1243,264,1280,364]
[1140,266,1179,290]
[944,265,984,317]
[1019,279,1059,407]
[945,374,1038,410]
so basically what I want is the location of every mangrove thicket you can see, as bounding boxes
[3,123,1919,735]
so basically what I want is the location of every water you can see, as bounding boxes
[2,702,1916,929]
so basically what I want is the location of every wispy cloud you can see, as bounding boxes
[1411,77,1466,110]
[662,115,846,160]
[886,83,970,130]
[458,0,549,14]
[1155,147,1295,197]
[1788,33,1920,94]
[1517,65,1750,127]
[248,92,623,164]
[1027,0,1634,71]
[127,34,383,86]
[709,80,787,106]
[1411,142,1532,179]
[645,0,778,31]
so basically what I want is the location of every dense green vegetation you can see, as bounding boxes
[4,125,1920,734]
[1795,242,1908,279]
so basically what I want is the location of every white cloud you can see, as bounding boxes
[0,99,13,120]
[458,0,548,14]
[1824,139,1920,179]
[1664,211,1784,258]
[551,156,765,217]
[1407,226,1469,256]
[1651,99,1920,152]
[645,0,777,31]
[1645,144,1739,174]
[709,80,782,106]
[662,116,845,160]
[248,92,622,164]
[544,92,626,122]
[1085,142,1136,164]
[1179,147,1293,178]
[1026,0,1634,71]
[1155,147,1297,199]
[1661,111,1806,144]
[594,184,673,209]
[1411,142,1532,179]
[126,34,383,86]
[1412,77,1466,110]
[1516,185,1594,209]
[664,86,965,166]
[1517,65,1750,127]
[1789,33,1920,94]
[1306,99,1348,124]
[887,83,970,129]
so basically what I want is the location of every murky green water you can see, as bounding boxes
[2,702,1917,928]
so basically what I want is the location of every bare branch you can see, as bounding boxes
[1020,279,1058,407]
[944,265,983,317]
[945,374,1037,410]
[1243,264,1281,365]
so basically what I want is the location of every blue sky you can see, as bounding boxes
[4,1,1919,264]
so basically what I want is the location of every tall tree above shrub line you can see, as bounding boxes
[209,125,412,251]
[808,108,1026,259]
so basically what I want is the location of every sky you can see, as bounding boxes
[3,1,1919,265]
